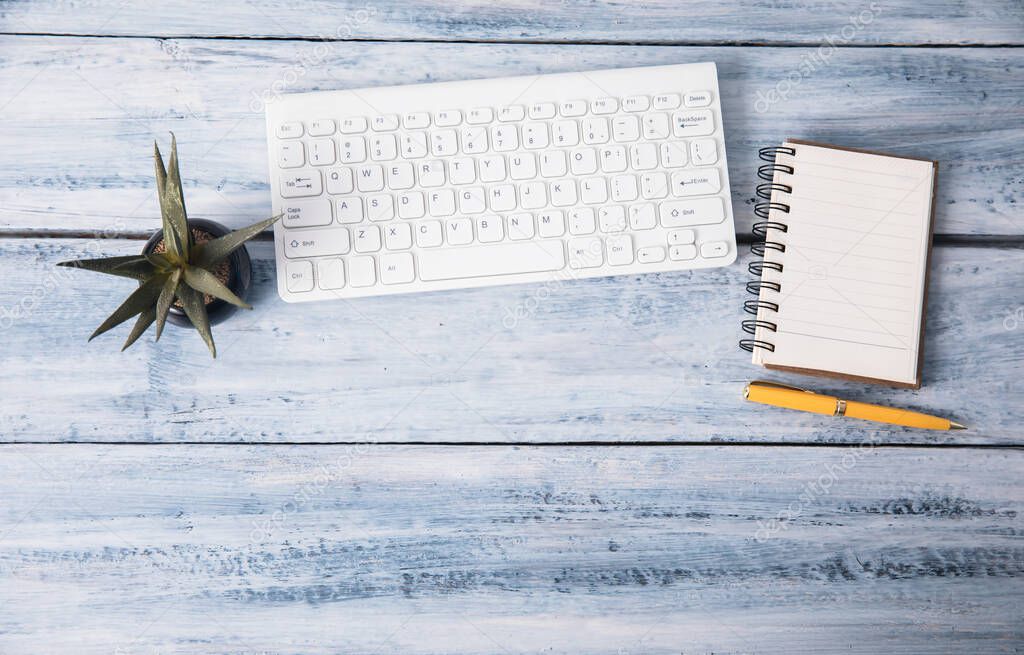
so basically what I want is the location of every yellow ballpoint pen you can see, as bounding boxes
[744,380,966,430]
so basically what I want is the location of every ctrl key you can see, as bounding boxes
[285,260,314,293]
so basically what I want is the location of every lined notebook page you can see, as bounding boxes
[752,141,937,386]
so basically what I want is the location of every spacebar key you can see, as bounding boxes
[419,242,566,281]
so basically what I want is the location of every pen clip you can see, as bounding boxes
[747,380,814,394]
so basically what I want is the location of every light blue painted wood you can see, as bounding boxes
[0,445,1020,654]
[0,38,1022,235]
[1,239,1021,444]
[2,0,1022,45]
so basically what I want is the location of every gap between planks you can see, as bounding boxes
[2,441,1022,448]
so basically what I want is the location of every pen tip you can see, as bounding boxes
[949,421,967,430]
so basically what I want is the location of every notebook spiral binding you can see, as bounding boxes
[739,145,796,353]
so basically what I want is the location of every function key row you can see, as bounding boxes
[275,91,713,138]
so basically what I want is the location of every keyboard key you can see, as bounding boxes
[431,129,458,157]
[285,260,314,292]
[355,165,384,192]
[629,203,657,230]
[416,220,443,247]
[653,94,681,110]
[610,174,638,202]
[339,136,367,163]
[640,172,669,199]
[668,229,695,245]
[637,246,666,263]
[537,210,565,238]
[498,105,525,122]
[580,177,608,204]
[367,194,395,221]
[435,110,462,127]
[326,168,354,195]
[282,197,332,228]
[336,197,363,223]
[591,97,618,114]
[520,181,547,210]
[445,218,474,245]
[522,123,549,149]
[400,132,429,159]
[672,109,714,137]
[659,197,726,227]
[630,143,658,170]
[385,223,413,250]
[559,100,587,117]
[670,244,697,261]
[478,155,506,182]
[372,114,400,131]
[685,91,713,107]
[380,252,416,284]
[568,237,603,269]
[398,191,426,218]
[450,158,476,184]
[278,142,304,168]
[660,141,689,168]
[309,119,336,136]
[386,162,415,190]
[403,112,430,129]
[540,151,567,178]
[418,160,445,187]
[317,258,345,289]
[458,187,486,214]
[529,103,556,119]
[354,225,382,252]
[582,118,609,144]
[491,125,519,151]
[600,146,628,173]
[427,189,456,216]
[598,206,626,233]
[339,117,367,134]
[607,234,634,265]
[370,134,397,161]
[476,216,504,243]
[490,184,516,212]
[507,213,535,240]
[612,116,640,143]
[642,113,671,140]
[510,153,537,180]
[285,227,351,258]
[671,168,722,196]
[460,126,489,154]
[552,120,579,147]
[280,170,322,198]
[276,122,303,139]
[568,207,596,235]
[691,138,718,166]
[569,148,598,175]
[701,241,730,258]
[550,179,577,206]
[466,107,494,124]
[419,241,565,281]
[622,95,650,112]
[348,256,376,287]
[308,139,335,166]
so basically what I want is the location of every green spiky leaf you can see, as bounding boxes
[122,307,157,351]
[163,133,191,259]
[154,268,182,341]
[89,275,167,341]
[178,285,216,357]
[57,255,156,281]
[193,214,280,269]
[183,265,251,309]
[153,140,179,257]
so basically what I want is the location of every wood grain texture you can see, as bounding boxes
[0,445,1020,654]
[2,0,1023,45]
[2,238,1021,444]
[0,37,1022,236]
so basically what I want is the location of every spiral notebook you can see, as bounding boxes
[740,140,938,389]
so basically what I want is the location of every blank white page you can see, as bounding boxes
[752,140,937,386]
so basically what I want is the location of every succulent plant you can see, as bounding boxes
[58,134,280,357]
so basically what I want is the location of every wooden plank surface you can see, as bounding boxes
[0,445,1020,654]
[3,238,1021,444]
[2,0,1023,45]
[1,38,1022,236]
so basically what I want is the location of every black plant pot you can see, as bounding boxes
[143,218,253,328]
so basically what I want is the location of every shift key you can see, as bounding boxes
[284,228,350,258]
[659,197,725,228]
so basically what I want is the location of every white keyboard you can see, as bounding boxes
[265,62,737,302]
